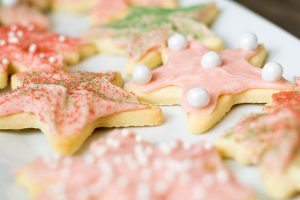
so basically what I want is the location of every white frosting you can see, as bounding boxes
[187,87,210,108]
[167,33,188,52]
[239,32,258,50]
[262,62,283,82]
[201,51,222,69]
[132,64,152,84]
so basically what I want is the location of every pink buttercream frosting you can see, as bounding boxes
[0,24,87,73]
[17,130,255,200]
[0,71,147,135]
[126,42,292,114]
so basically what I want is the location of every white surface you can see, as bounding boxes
[1,0,300,199]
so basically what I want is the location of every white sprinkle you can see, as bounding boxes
[121,129,131,137]
[202,174,214,187]
[159,143,172,154]
[216,169,229,183]
[95,145,107,156]
[62,157,72,166]
[84,154,95,165]
[154,181,168,194]
[136,183,151,200]
[16,30,23,38]
[8,31,15,37]
[8,36,18,44]
[58,35,66,42]
[116,176,129,188]
[181,159,193,171]
[134,144,148,165]
[28,43,37,53]
[1,58,9,65]
[194,186,205,199]
[39,53,45,58]
[140,168,151,180]
[48,56,56,64]
[0,40,6,46]
[203,142,213,150]
[135,134,143,142]
[106,137,120,148]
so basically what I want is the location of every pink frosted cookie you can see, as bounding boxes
[0,71,162,155]
[0,24,96,88]
[84,4,222,75]
[90,0,179,25]
[125,34,292,133]
[217,83,300,199]
[0,4,49,30]
[16,130,255,200]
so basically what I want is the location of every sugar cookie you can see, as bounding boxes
[0,71,162,155]
[83,4,223,75]
[125,40,292,133]
[0,24,96,89]
[16,130,255,200]
[0,4,49,29]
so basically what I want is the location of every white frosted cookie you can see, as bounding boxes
[125,37,292,133]
[0,71,163,155]
[16,130,256,200]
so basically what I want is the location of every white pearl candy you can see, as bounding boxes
[167,33,188,52]
[239,32,258,50]
[262,62,283,82]
[132,64,152,84]
[187,87,210,108]
[201,51,222,69]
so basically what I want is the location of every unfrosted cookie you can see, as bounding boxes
[0,71,162,155]
[90,0,179,25]
[83,4,222,75]
[125,35,292,133]
[16,129,255,200]
[216,86,300,199]
[0,24,96,89]
[0,4,49,30]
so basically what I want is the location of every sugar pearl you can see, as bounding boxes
[167,33,188,52]
[239,32,258,50]
[28,43,37,53]
[132,64,152,84]
[262,62,283,82]
[187,87,210,108]
[201,51,222,69]
[48,56,56,64]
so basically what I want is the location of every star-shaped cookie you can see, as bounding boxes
[0,71,162,155]
[0,4,49,29]
[125,40,292,133]
[216,83,300,199]
[0,24,96,89]
[16,130,255,200]
[83,4,223,75]
[89,0,179,25]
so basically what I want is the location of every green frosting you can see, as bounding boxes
[102,5,209,39]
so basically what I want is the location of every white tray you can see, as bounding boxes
[1,0,300,199]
